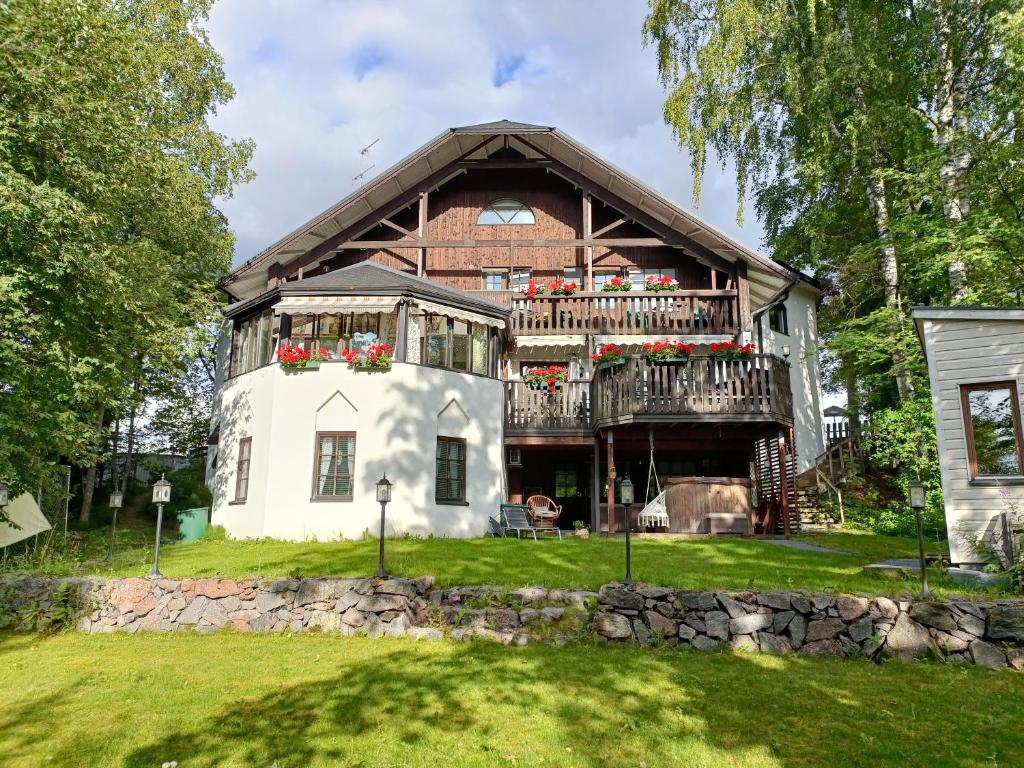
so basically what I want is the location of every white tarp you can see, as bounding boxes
[0,494,52,548]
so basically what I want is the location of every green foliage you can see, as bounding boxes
[0,0,252,500]
[161,460,212,516]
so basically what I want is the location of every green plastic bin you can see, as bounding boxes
[176,507,210,543]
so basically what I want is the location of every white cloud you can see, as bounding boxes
[206,0,765,265]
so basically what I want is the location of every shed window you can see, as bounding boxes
[313,432,356,500]
[483,270,506,291]
[436,437,467,503]
[961,382,1024,479]
[478,199,536,225]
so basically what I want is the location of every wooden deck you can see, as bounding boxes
[504,355,793,434]
[469,290,739,336]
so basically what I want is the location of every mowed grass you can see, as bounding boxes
[53,528,975,597]
[1,632,1022,768]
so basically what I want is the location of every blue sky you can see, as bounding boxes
[206,0,765,266]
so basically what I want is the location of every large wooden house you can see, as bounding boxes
[209,120,825,541]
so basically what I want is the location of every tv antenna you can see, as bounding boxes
[360,138,380,156]
[352,164,376,184]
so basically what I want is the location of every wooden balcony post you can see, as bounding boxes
[606,430,616,533]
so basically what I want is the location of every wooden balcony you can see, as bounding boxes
[593,356,793,427]
[505,380,592,435]
[504,355,792,435]
[468,290,739,336]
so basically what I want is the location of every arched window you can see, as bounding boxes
[477,198,536,225]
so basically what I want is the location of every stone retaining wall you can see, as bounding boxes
[2,575,1023,670]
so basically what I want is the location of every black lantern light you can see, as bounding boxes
[150,474,172,578]
[620,474,635,586]
[375,473,392,578]
[908,479,930,597]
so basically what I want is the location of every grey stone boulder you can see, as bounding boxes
[987,604,1024,642]
[250,612,278,633]
[882,613,933,660]
[956,612,985,637]
[757,592,792,611]
[644,610,677,637]
[909,602,957,631]
[805,618,846,642]
[730,612,773,636]
[383,612,412,638]
[511,586,548,605]
[307,611,342,632]
[201,600,229,629]
[772,610,795,633]
[681,592,718,611]
[341,609,367,627]
[930,630,969,653]
[759,632,792,656]
[411,576,436,594]
[731,634,758,652]
[176,597,209,626]
[595,612,633,640]
[376,579,416,599]
[970,639,1008,669]
[836,596,870,622]
[848,615,875,644]
[598,585,644,611]
[800,639,845,657]
[872,597,899,620]
[633,620,652,645]
[704,611,730,640]
[677,623,697,641]
[255,592,287,613]
[637,586,674,600]
[540,607,565,622]
[788,614,807,647]
[487,608,520,632]
[717,594,748,619]
[294,579,335,607]
[355,594,409,614]
[790,595,813,614]
[690,635,721,651]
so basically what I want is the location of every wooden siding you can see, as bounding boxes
[921,317,1024,565]
[321,169,713,291]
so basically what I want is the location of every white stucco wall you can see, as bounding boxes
[919,315,1024,566]
[209,361,505,541]
[757,284,826,473]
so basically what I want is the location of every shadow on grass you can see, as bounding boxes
[4,634,1021,768]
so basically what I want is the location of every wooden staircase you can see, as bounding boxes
[795,422,863,528]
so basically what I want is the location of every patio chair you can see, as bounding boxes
[501,505,562,540]
[525,494,563,529]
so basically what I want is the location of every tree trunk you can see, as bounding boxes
[936,5,971,301]
[865,171,914,401]
[79,406,105,523]
[123,395,139,493]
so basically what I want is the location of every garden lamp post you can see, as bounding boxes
[108,487,124,561]
[375,473,392,578]
[781,344,791,363]
[150,474,171,578]
[908,479,930,597]
[0,481,9,508]
[620,473,634,586]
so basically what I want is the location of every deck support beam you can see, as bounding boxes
[606,430,616,533]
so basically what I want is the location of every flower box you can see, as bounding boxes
[645,275,680,293]
[600,276,632,293]
[549,278,579,296]
[524,365,569,394]
[595,360,625,371]
[591,343,624,368]
[342,343,393,372]
[643,340,694,365]
[709,342,756,361]
[278,343,327,371]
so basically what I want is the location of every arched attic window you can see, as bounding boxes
[477,198,536,225]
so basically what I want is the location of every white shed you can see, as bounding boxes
[913,307,1024,567]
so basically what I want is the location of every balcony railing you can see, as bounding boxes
[468,290,739,336]
[593,356,792,426]
[505,380,591,433]
[504,355,792,433]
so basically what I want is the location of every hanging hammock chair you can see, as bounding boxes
[637,427,670,530]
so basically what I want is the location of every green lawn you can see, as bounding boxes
[1,632,1021,768]
[7,526,980,598]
